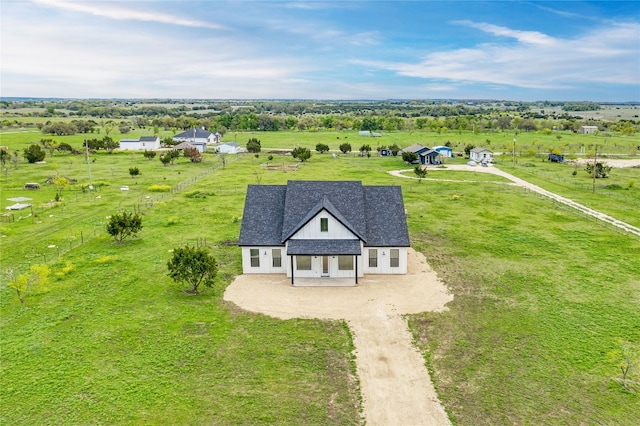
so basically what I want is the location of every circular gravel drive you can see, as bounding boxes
[224,248,453,426]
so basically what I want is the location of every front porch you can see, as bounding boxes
[293,277,358,287]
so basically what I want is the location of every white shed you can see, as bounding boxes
[469,148,493,162]
[579,125,599,134]
[216,142,241,154]
[119,136,160,151]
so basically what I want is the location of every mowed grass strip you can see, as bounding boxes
[495,160,640,227]
[2,148,639,424]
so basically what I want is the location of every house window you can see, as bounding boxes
[338,256,353,270]
[368,249,378,268]
[320,218,328,232]
[250,249,260,267]
[296,255,312,270]
[272,249,281,268]
[390,249,399,268]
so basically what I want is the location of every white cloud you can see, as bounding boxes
[453,20,556,45]
[353,21,640,90]
[32,0,224,29]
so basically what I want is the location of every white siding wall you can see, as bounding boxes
[119,139,160,151]
[470,151,492,162]
[241,247,287,274]
[119,141,142,150]
[140,141,160,150]
[362,247,408,274]
[291,210,358,240]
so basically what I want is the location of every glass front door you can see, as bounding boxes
[322,256,329,277]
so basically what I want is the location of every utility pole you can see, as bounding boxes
[85,139,93,192]
[512,133,517,167]
[592,144,597,193]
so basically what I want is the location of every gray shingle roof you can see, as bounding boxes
[239,181,410,248]
[139,136,158,142]
[363,186,410,247]
[238,185,286,246]
[470,147,492,153]
[287,239,361,255]
[281,181,367,242]
[173,128,212,139]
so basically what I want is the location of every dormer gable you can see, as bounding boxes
[282,196,366,242]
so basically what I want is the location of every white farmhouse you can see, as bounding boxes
[119,136,160,151]
[238,180,410,286]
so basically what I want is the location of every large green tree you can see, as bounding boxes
[106,211,143,244]
[167,246,218,294]
[23,144,46,163]
[246,137,261,153]
[339,143,351,154]
[292,146,311,162]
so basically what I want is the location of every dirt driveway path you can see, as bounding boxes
[224,249,453,426]
[389,163,640,237]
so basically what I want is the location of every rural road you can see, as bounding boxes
[389,160,640,237]
[224,249,453,426]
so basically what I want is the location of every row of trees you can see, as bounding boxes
[9,108,638,138]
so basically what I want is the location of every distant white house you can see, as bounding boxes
[469,148,493,163]
[216,142,242,154]
[119,136,160,151]
[358,130,381,137]
[579,125,599,134]
[433,146,453,158]
[173,128,220,152]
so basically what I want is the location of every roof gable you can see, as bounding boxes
[281,181,367,243]
[282,196,365,242]
[401,143,427,153]
[470,147,492,153]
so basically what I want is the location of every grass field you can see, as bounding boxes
[1,138,639,424]
[1,125,639,157]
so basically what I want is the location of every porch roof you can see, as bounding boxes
[286,239,361,255]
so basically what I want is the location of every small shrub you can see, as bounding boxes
[185,190,214,199]
[55,262,76,278]
[522,163,536,167]
[603,184,624,190]
[94,255,117,264]
[627,180,635,189]
[148,184,171,192]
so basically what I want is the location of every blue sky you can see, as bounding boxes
[1,1,639,101]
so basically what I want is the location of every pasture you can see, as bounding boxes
[1,139,639,424]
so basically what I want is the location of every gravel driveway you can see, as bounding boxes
[224,248,453,426]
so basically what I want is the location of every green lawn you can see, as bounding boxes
[1,144,639,424]
[495,159,640,227]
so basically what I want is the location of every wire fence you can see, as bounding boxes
[4,155,241,274]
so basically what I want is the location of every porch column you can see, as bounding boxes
[355,255,358,285]
[290,255,294,285]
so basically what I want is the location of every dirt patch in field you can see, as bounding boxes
[225,248,453,425]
